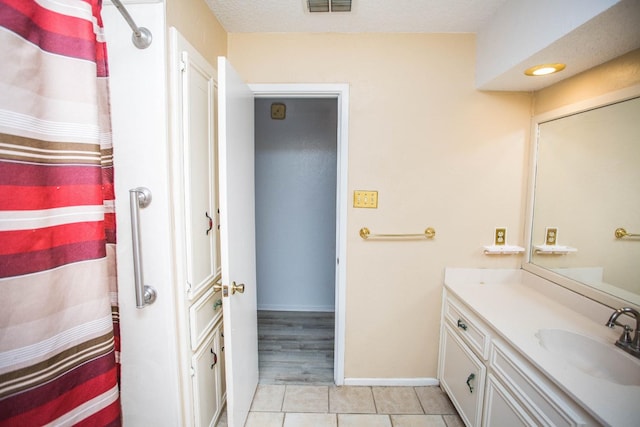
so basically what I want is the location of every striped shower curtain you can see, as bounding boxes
[0,0,122,425]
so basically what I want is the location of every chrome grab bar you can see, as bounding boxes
[129,187,157,308]
[110,0,152,49]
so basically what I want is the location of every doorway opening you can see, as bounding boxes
[255,97,337,384]
[251,85,349,385]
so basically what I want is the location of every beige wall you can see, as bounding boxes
[534,48,640,115]
[165,0,227,64]
[228,33,532,379]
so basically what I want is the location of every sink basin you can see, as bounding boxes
[536,329,640,386]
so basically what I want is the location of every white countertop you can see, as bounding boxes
[444,268,640,427]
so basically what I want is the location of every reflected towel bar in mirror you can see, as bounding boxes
[359,227,436,240]
[615,228,640,239]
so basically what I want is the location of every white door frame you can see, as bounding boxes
[250,83,348,386]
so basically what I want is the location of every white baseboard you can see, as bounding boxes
[343,377,440,387]
[257,304,335,312]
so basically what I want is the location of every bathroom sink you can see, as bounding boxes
[536,329,640,386]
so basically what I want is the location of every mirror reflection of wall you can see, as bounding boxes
[531,96,640,300]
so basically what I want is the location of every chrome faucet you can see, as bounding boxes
[606,307,640,359]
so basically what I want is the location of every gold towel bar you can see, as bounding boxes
[615,228,640,239]
[359,227,436,240]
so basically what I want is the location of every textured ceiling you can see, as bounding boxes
[204,0,509,33]
[203,0,640,91]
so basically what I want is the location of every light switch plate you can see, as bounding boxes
[494,227,507,246]
[353,190,378,208]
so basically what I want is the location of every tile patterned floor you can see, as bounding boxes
[216,385,463,427]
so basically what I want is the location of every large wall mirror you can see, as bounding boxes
[524,86,640,309]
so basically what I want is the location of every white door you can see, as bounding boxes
[218,57,259,427]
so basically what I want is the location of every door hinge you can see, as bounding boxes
[336,257,339,265]
[190,366,195,377]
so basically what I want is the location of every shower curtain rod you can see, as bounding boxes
[110,0,152,49]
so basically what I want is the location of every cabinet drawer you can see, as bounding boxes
[444,296,491,360]
[190,286,223,350]
[490,340,592,427]
[440,324,486,427]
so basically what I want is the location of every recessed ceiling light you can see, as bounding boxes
[524,63,566,76]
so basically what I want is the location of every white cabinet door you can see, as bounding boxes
[484,374,536,427]
[440,324,486,427]
[192,330,221,427]
[218,56,259,427]
[180,44,218,300]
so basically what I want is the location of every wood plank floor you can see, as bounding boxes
[258,310,334,385]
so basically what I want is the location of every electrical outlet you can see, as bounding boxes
[494,227,507,246]
[353,191,378,208]
[545,227,558,245]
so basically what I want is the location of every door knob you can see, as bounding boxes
[231,281,245,295]
[213,278,223,293]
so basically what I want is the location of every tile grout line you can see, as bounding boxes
[370,386,379,414]
[412,386,426,415]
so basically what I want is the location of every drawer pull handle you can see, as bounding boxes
[466,373,475,393]
[205,211,214,235]
[457,319,468,331]
[210,348,218,369]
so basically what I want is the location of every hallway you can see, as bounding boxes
[258,310,335,384]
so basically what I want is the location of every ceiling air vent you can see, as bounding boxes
[307,0,352,13]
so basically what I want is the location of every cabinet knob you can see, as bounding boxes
[457,319,468,331]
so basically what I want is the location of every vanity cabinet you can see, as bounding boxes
[440,324,486,426]
[487,339,591,427]
[439,289,598,427]
[483,374,535,427]
[440,296,490,426]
